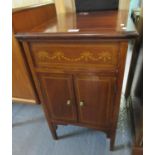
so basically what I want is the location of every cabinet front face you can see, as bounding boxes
[38,73,77,122]
[74,74,116,127]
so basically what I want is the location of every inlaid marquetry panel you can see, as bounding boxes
[29,42,120,69]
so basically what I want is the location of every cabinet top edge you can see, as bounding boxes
[15,10,138,41]
[15,31,138,41]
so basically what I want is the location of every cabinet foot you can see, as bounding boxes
[54,124,58,130]
[50,123,58,140]
[110,139,115,151]
[109,131,116,151]
[107,132,110,138]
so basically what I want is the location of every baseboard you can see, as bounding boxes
[12,97,37,104]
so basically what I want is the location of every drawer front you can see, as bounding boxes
[29,42,120,69]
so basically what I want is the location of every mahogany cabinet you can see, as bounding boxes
[15,11,138,151]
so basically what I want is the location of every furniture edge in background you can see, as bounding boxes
[12,32,38,104]
[12,2,56,33]
[12,2,56,104]
[124,8,143,155]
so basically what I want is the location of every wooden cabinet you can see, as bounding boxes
[21,39,129,151]
[14,10,138,151]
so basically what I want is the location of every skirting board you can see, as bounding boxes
[12,97,37,104]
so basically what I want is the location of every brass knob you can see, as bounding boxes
[66,100,71,106]
[80,101,84,107]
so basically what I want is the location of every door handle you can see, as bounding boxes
[66,100,71,106]
[80,101,84,107]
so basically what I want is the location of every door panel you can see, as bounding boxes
[74,74,116,127]
[38,73,77,122]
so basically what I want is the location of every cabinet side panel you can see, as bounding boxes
[112,42,128,127]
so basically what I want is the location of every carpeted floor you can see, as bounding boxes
[12,96,133,155]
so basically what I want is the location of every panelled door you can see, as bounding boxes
[38,72,116,127]
[74,74,116,127]
[38,73,77,122]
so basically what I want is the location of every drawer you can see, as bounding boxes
[29,42,120,69]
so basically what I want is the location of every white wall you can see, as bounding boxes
[119,0,130,10]
[12,0,54,8]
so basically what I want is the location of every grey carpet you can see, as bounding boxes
[12,96,133,155]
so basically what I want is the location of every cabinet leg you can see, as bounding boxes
[54,125,58,130]
[107,132,110,138]
[110,137,115,151]
[110,131,116,151]
[49,123,58,140]
[41,104,58,140]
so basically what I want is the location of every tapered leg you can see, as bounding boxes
[110,131,116,151]
[54,125,58,130]
[107,131,110,139]
[110,137,115,151]
[41,104,58,140]
[49,123,58,140]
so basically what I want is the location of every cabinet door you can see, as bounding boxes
[38,73,77,122]
[74,74,116,127]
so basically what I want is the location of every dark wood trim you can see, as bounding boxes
[16,31,138,41]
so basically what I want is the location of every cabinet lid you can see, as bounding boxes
[15,10,138,40]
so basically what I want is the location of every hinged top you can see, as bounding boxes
[15,10,138,40]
